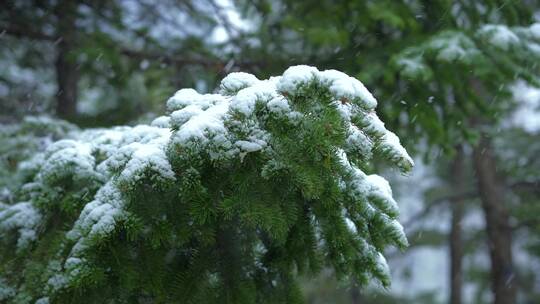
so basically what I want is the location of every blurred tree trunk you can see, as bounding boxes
[350,283,363,304]
[54,0,79,119]
[473,134,516,304]
[449,146,465,304]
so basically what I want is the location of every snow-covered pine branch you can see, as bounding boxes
[393,23,540,83]
[0,66,413,303]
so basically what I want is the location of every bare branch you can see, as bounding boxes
[510,180,540,194]
[402,190,478,229]
[1,24,57,41]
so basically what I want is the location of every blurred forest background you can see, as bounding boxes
[1,0,540,303]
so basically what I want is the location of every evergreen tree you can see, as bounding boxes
[0,66,412,303]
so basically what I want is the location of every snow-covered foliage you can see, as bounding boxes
[0,277,16,301]
[0,116,77,196]
[509,81,540,133]
[0,202,42,250]
[0,66,412,303]
[393,23,540,80]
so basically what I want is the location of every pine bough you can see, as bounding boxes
[0,66,413,303]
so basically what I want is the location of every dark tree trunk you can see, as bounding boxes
[449,146,465,304]
[473,134,516,304]
[54,0,79,119]
[350,282,362,304]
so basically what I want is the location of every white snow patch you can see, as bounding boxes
[151,115,171,128]
[478,24,520,50]
[167,89,223,112]
[173,100,230,144]
[220,72,259,95]
[0,202,42,249]
[276,65,319,93]
[509,81,540,133]
[320,69,377,109]
[231,80,278,116]
[0,278,15,300]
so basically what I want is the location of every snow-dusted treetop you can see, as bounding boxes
[0,66,412,303]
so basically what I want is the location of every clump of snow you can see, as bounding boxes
[220,72,259,95]
[266,96,291,114]
[16,153,46,181]
[170,106,205,128]
[395,53,432,80]
[235,139,266,153]
[530,23,540,39]
[231,80,278,116]
[319,69,377,110]
[0,202,42,250]
[47,274,68,292]
[94,126,172,178]
[366,174,399,217]
[345,124,373,158]
[39,140,98,183]
[388,218,408,247]
[63,181,125,282]
[0,278,15,301]
[166,88,222,112]
[355,112,387,138]
[276,66,378,110]
[96,128,172,183]
[151,116,171,128]
[429,31,480,63]
[374,252,391,284]
[276,65,319,94]
[509,81,540,133]
[337,150,408,252]
[395,30,483,75]
[378,131,414,172]
[35,297,50,304]
[67,182,124,244]
[118,142,175,183]
[172,99,230,145]
[478,24,520,50]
